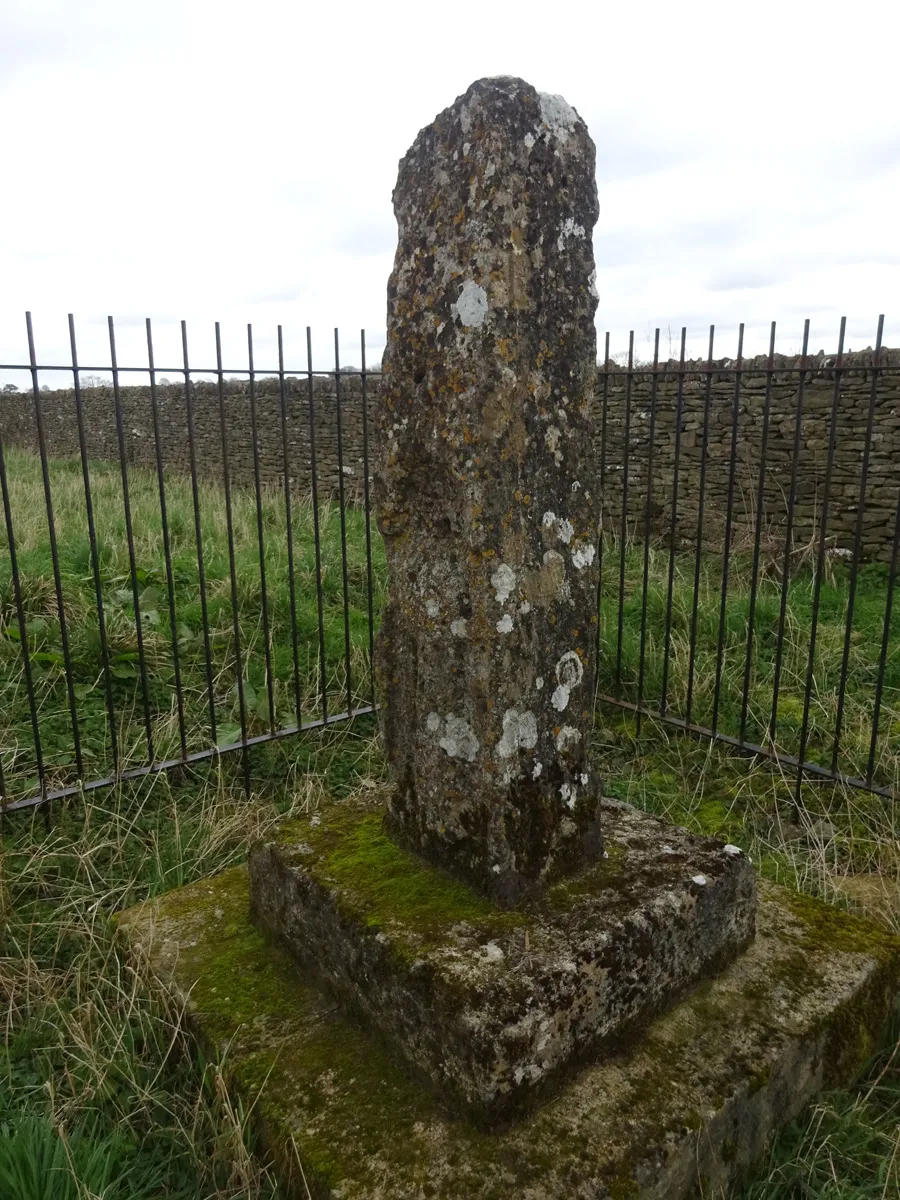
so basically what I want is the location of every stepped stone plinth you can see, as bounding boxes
[249,798,756,1123]
[118,828,900,1199]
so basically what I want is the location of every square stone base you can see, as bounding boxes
[117,859,900,1200]
[247,798,756,1123]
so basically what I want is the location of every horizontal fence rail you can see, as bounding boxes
[0,312,897,815]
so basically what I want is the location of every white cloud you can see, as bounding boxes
[1,0,897,386]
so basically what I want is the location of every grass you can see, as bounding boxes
[1,447,897,809]
[1,723,383,1200]
[0,446,384,807]
[1,446,899,1197]
[597,530,900,793]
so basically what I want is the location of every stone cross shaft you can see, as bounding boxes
[375,77,602,905]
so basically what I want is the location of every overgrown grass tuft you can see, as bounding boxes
[1,723,382,1200]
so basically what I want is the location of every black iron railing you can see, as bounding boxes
[0,315,380,815]
[1,312,897,815]
[596,317,899,805]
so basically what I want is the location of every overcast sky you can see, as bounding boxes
[1,0,897,387]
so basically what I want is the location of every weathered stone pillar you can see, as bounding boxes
[244,78,760,1136]
[375,76,602,904]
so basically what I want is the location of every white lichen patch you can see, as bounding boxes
[425,598,440,618]
[523,131,535,149]
[513,1062,545,1085]
[518,600,532,615]
[436,714,480,762]
[692,874,708,886]
[450,617,468,638]
[556,650,584,689]
[555,725,581,752]
[542,511,574,544]
[556,216,586,252]
[536,676,544,689]
[480,941,504,962]
[571,544,595,570]
[555,517,574,544]
[532,761,543,779]
[723,844,743,857]
[491,562,516,604]
[538,91,579,144]
[497,708,538,758]
[552,650,584,711]
[560,782,577,810]
[496,614,514,634]
[426,712,442,733]
[451,280,489,329]
[544,425,563,463]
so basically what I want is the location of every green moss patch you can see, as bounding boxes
[272,803,690,955]
[278,806,528,946]
[784,886,900,963]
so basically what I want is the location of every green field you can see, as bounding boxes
[1,447,897,809]
[0,446,385,807]
[599,525,900,787]
[1,446,899,1198]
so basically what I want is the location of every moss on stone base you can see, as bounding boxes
[118,864,900,1199]
[278,807,529,949]
[251,799,758,1124]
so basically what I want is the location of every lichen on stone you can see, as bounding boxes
[374,76,603,905]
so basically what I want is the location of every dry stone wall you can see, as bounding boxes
[597,348,900,563]
[0,375,376,504]
[2,347,898,560]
